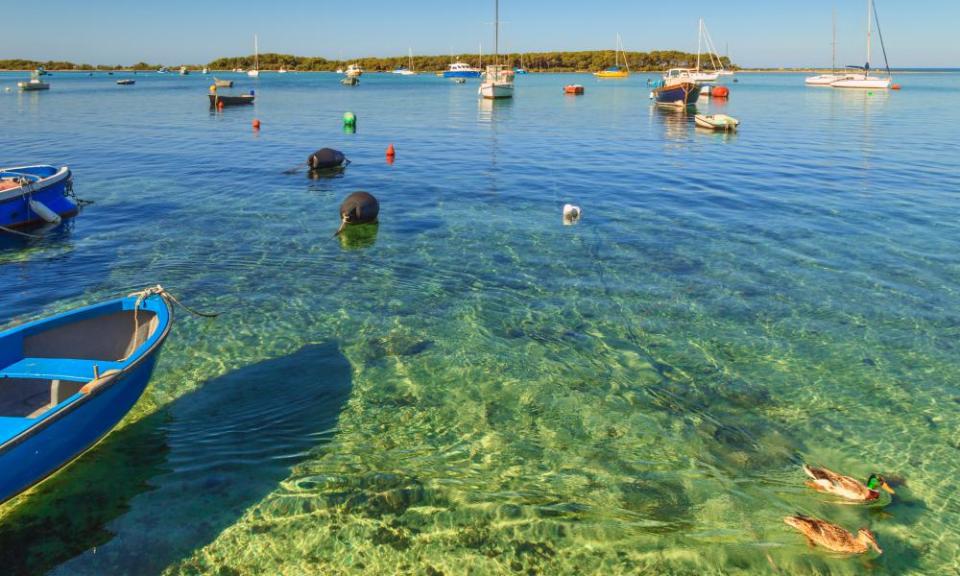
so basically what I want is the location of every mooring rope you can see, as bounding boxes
[0,224,42,239]
[128,284,221,350]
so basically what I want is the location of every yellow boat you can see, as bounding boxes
[594,67,629,79]
[594,33,630,78]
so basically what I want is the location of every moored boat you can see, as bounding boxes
[179,66,190,75]
[0,165,77,230]
[477,0,513,100]
[594,33,630,78]
[213,77,234,88]
[695,113,739,131]
[17,72,49,92]
[651,68,703,107]
[208,91,255,106]
[443,62,481,79]
[0,288,173,505]
[829,0,892,89]
[248,34,261,77]
[345,64,363,78]
[341,76,359,86]
[563,84,584,95]
[116,79,135,86]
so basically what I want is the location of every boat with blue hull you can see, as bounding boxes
[0,165,77,231]
[0,289,173,505]
[650,69,702,107]
[652,82,701,107]
[443,62,482,79]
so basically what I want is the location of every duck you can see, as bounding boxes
[784,514,882,555]
[802,464,894,502]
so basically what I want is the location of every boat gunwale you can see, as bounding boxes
[0,166,70,204]
[0,295,173,455]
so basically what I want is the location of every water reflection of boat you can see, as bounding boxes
[653,106,693,141]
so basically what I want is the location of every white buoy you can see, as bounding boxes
[562,204,581,225]
[29,199,62,224]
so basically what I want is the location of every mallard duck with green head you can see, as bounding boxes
[784,514,882,555]
[802,464,894,502]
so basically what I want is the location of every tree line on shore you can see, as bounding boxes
[2,50,734,73]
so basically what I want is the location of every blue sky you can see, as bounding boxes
[2,0,957,67]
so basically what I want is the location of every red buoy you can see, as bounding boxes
[252,119,261,130]
[711,86,730,98]
[386,143,396,157]
[891,83,901,90]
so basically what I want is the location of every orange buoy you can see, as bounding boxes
[891,83,901,90]
[711,86,730,98]
[252,119,261,130]
[386,143,396,157]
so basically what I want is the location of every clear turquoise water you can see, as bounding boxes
[1,70,959,575]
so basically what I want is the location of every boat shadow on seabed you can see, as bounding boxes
[0,343,352,576]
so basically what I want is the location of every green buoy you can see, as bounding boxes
[343,111,356,127]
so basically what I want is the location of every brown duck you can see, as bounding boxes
[784,514,882,554]
[803,464,895,502]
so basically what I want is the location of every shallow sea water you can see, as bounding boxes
[1,70,959,575]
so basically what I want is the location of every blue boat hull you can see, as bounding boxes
[653,83,702,106]
[443,70,481,79]
[0,293,172,505]
[0,354,160,504]
[0,165,77,229]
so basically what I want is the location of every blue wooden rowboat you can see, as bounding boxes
[0,290,173,505]
[652,82,702,108]
[0,165,78,231]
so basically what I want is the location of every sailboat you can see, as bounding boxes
[514,53,528,74]
[478,0,514,99]
[247,34,260,77]
[594,34,629,78]
[689,19,720,83]
[830,0,892,89]
[393,48,416,75]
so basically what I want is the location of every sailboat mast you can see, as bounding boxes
[254,34,259,70]
[495,0,499,66]
[866,0,872,69]
[831,9,837,73]
[697,19,702,71]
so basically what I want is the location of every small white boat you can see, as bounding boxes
[345,64,363,78]
[179,66,189,75]
[336,68,344,74]
[202,67,209,74]
[393,48,416,75]
[17,72,49,92]
[695,113,739,131]
[278,66,288,73]
[247,34,260,77]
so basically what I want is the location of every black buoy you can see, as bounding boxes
[308,148,347,171]
[336,192,379,236]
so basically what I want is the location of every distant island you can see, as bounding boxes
[0,50,735,73]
